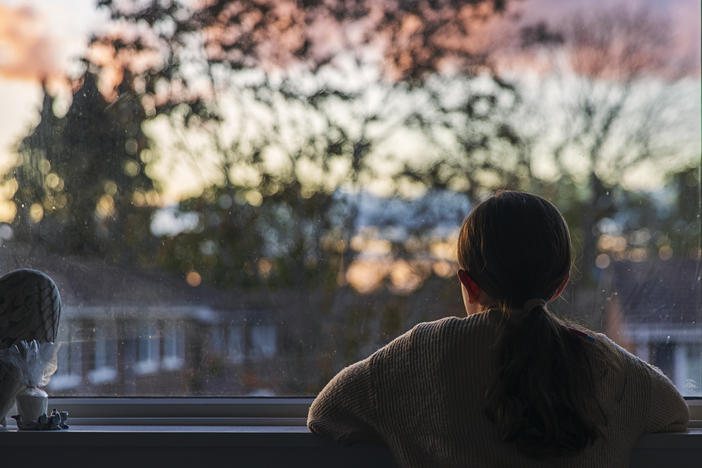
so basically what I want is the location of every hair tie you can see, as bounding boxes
[522,298,547,312]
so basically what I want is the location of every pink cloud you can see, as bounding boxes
[0,4,58,82]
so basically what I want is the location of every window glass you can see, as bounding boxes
[250,324,277,360]
[162,320,185,370]
[48,321,82,392]
[88,322,118,385]
[135,322,160,375]
[228,326,245,364]
[0,0,699,397]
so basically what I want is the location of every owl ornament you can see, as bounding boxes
[0,269,61,426]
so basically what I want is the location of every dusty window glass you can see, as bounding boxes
[227,326,245,364]
[48,322,81,392]
[0,0,699,397]
[162,321,185,370]
[135,322,160,375]
[88,323,118,385]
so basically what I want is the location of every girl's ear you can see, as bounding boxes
[458,269,481,304]
[550,272,570,301]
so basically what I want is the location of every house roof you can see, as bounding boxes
[0,242,290,322]
[610,258,701,324]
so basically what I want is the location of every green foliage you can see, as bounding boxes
[80,0,521,293]
[9,71,157,262]
[156,182,344,289]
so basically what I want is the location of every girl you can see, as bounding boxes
[308,191,688,467]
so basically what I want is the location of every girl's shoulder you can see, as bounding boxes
[592,332,688,432]
[372,312,497,363]
[411,311,497,336]
[592,332,652,370]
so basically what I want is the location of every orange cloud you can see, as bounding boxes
[0,4,57,81]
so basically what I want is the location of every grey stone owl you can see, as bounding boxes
[0,269,61,426]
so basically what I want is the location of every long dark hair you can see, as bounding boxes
[457,191,607,458]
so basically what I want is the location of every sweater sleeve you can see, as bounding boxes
[307,357,381,444]
[643,362,689,433]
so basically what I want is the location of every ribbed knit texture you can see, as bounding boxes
[308,311,689,467]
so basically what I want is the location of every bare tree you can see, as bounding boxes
[81,0,522,389]
[512,6,699,291]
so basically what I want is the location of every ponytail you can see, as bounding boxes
[458,192,610,457]
[484,302,607,458]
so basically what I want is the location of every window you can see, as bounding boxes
[48,320,82,392]
[683,344,702,396]
[87,321,118,385]
[250,324,277,360]
[135,322,160,376]
[210,326,227,356]
[228,326,245,364]
[162,320,185,371]
[0,0,698,406]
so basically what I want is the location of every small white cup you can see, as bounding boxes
[16,387,48,423]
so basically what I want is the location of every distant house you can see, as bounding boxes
[3,240,698,397]
[0,243,288,396]
[603,259,702,396]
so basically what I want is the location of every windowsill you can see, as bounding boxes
[1,423,701,436]
[1,398,700,467]
[41,396,702,422]
[0,425,700,468]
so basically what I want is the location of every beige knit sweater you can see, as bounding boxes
[308,311,689,467]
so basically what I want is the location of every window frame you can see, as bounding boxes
[45,397,312,426]
[30,397,702,427]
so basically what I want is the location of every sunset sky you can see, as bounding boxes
[0,0,699,205]
[0,0,106,171]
